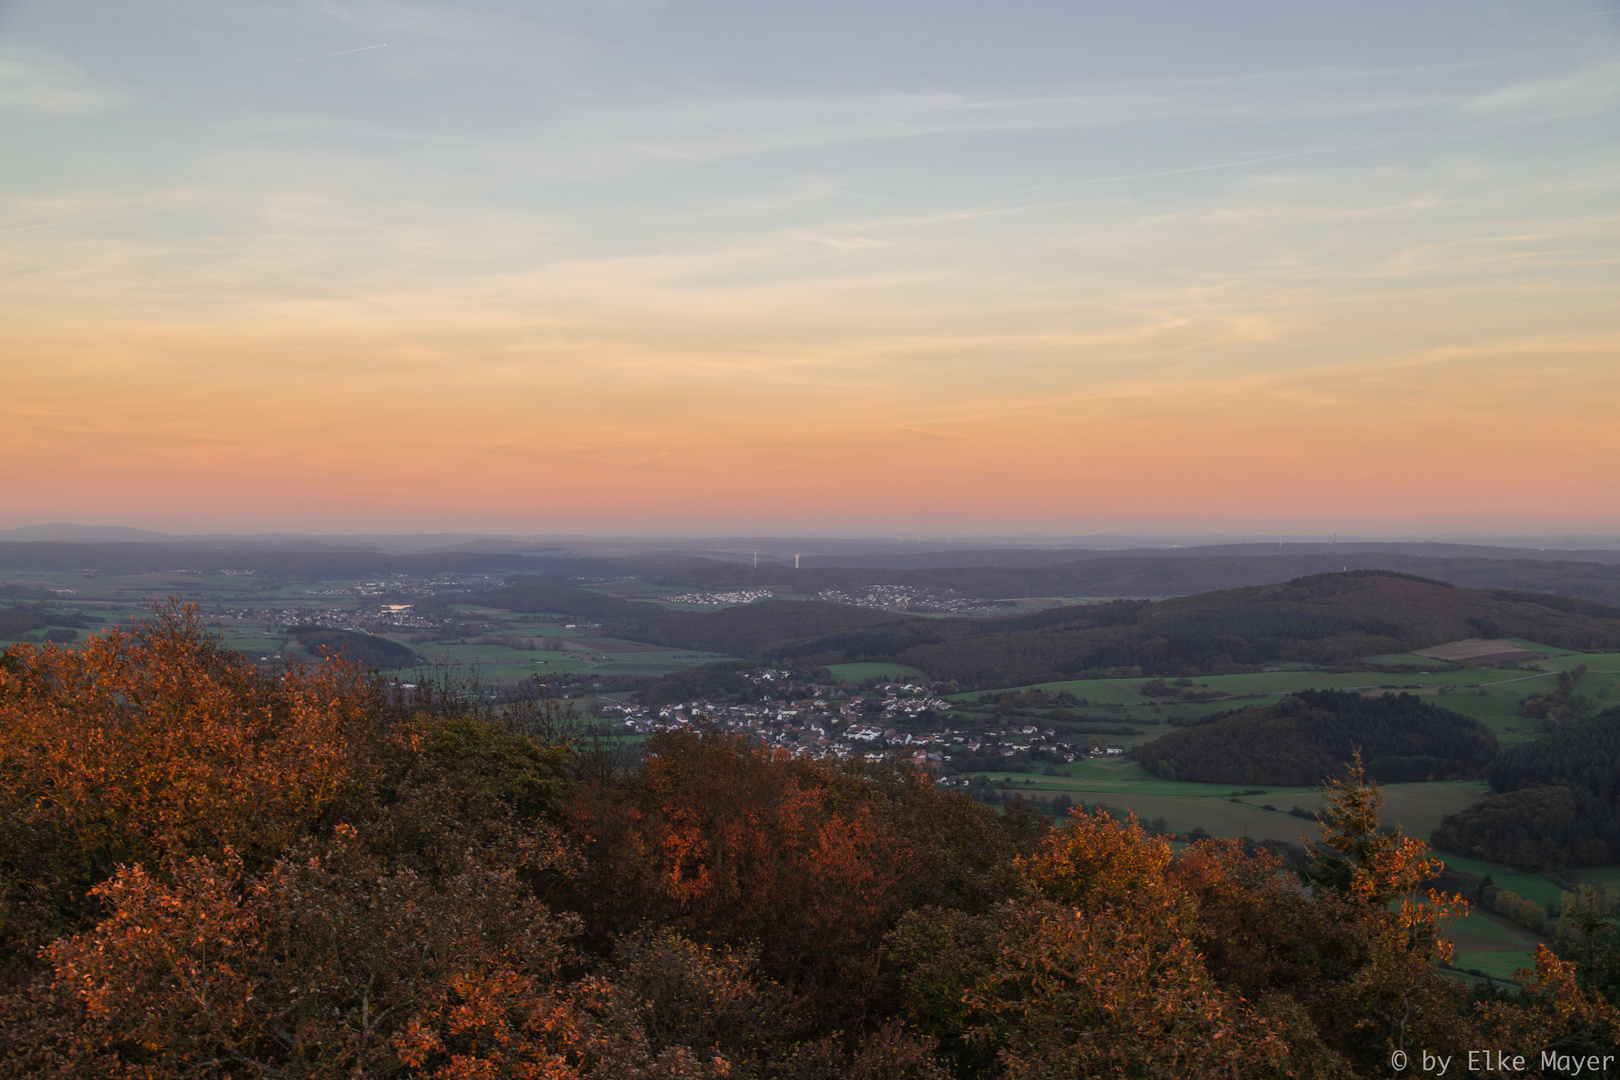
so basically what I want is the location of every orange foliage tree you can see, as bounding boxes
[983,810,1290,1079]
[9,827,710,1080]
[0,602,408,963]
[562,728,916,1011]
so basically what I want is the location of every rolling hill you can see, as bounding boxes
[609,571,1620,689]
[1136,689,1497,787]
[475,582,666,621]
[629,599,908,657]
[655,552,1620,606]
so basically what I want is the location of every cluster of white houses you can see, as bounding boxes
[598,679,1125,769]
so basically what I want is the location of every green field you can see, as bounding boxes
[948,653,1620,749]
[1426,852,1565,908]
[1446,904,1545,982]
[826,662,930,682]
[1448,912,1542,981]
[971,755,1485,846]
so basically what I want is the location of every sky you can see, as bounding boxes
[2,1,1618,537]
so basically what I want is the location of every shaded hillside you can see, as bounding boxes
[0,606,99,641]
[800,541,1620,570]
[901,573,1620,687]
[638,662,756,708]
[662,572,1620,689]
[1137,690,1496,787]
[476,581,664,621]
[290,629,421,670]
[1432,704,1620,869]
[631,600,907,657]
[661,553,1620,605]
[0,609,48,640]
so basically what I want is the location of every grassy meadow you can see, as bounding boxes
[949,648,1620,750]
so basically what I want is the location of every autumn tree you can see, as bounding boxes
[3,827,713,1080]
[0,602,416,967]
[563,728,914,1019]
[894,811,1299,1078]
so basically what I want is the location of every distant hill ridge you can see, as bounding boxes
[656,552,1620,606]
[796,541,1620,570]
[7,539,1620,604]
[582,571,1620,689]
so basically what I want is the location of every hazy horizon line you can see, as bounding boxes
[4,521,1619,551]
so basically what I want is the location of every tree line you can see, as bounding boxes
[1433,705,1620,870]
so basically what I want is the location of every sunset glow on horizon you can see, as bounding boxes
[3,1,1618,536]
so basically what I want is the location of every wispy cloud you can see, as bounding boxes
[0,43,124,114]
[522,58,1620,171]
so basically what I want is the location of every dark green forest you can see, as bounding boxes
[1137,690,1498,786]
[1433,705,1620,869]
[291,628,422,670]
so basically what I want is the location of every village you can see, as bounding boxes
[598,668,1126,776]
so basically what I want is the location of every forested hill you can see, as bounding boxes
[630,600,908,656]
[653,551,1620,605]
[896,575,1620,687]
[1136,690,1497,787]
[1432,704,1620,869]
[618,571,1620,689]
[476,581,667,621]
[288,628,422,670]
[794,540,1620,570]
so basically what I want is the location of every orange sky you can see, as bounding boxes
[3,2,1618,534]
[6,309,1617,534]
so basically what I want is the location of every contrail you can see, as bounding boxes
[273,43,387,67]
[1547,9,1620,23]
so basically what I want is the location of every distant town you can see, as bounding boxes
[600,668,1124,779]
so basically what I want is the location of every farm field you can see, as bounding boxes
[1428,852,1565,909]
[1448,904,1542,982]
[0,566,736,681]
[948,650,1620,748]
[969,757,1484,846]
